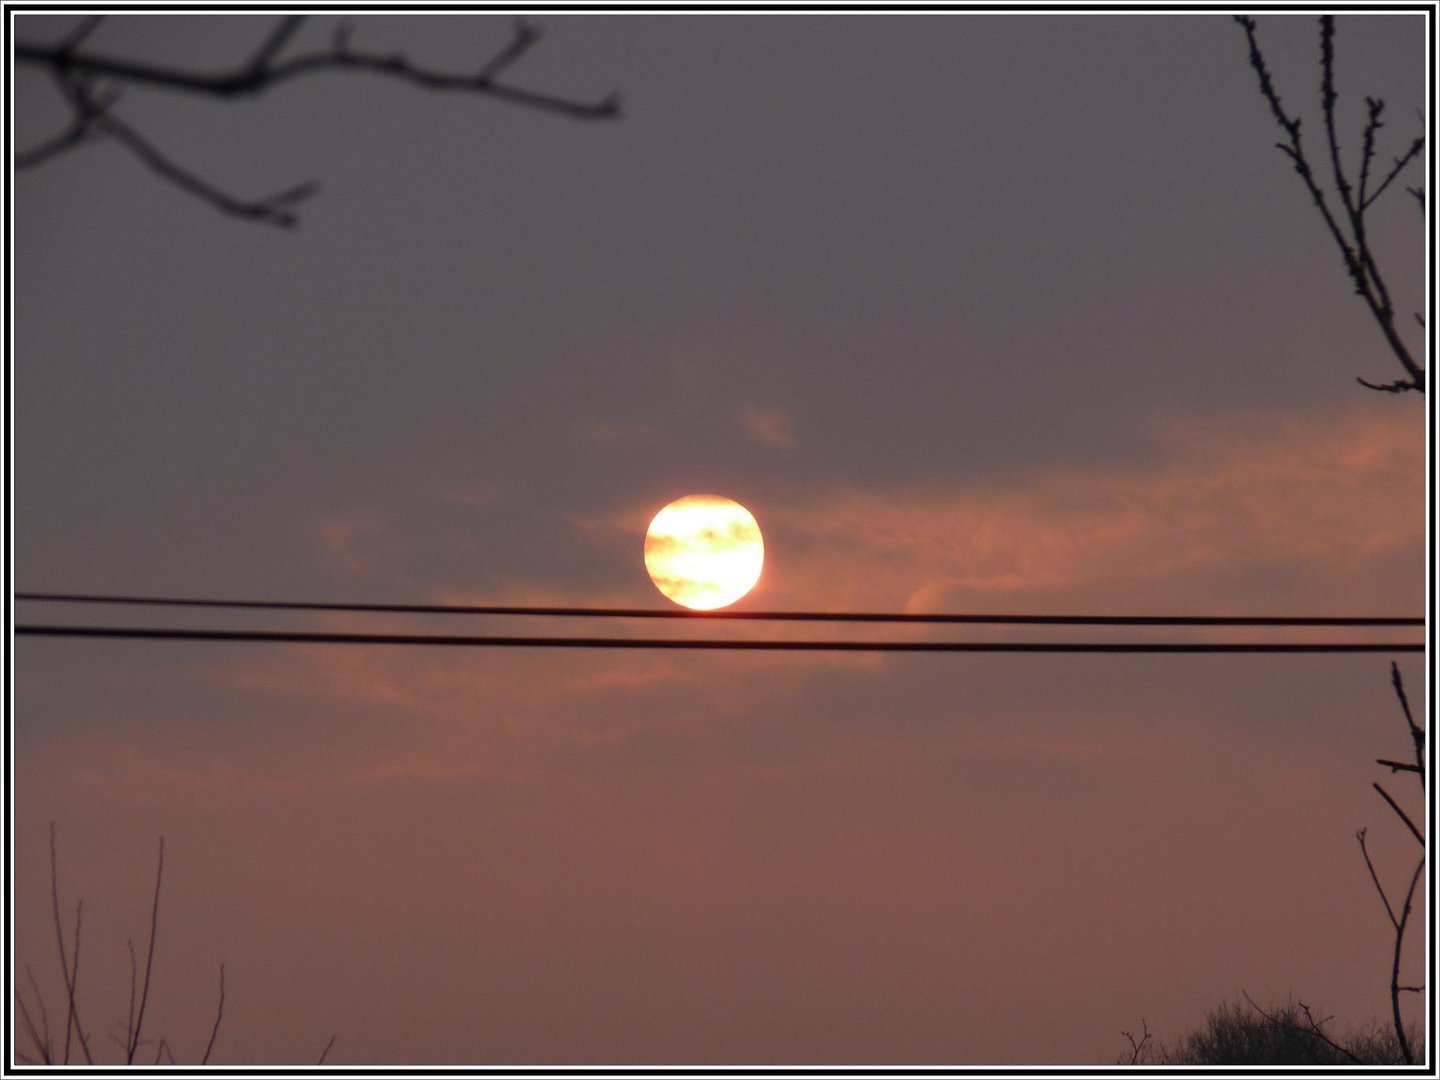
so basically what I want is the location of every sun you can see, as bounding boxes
[643,494,764,610]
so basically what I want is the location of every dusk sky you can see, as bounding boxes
[10,8,1430,1068]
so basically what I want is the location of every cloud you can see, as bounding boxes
[305,509,387,578]
[760,405,1422,616]
[246,404,1420,767]
[738,405,797,449]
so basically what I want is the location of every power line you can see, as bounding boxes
[15,625,1425,653]
[13,592,1425,627]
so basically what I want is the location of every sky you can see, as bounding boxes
[9,7,1432,1068]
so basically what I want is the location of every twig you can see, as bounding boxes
[1375,757,1421,774]
[1389,663,1423,784]
[1233,15,1425,393]
[1357,97,1383,208]
[1240,991,1364,1065]
[1120,1019,1152,1065]
[125,938,138,1060]
[48,824,93,1064]
[1372,782,1424,845]
[201,963,227,1064]
[53,70,317,227]
[56,13,106,53]
[478,18,542,81]
[1364,139,1425,211]
[1388,857,1423,1064]
[15,15,617,227]
[317,1033,337,1064]
[18,966,54,1063]
[1357,828,1397,928]
[247,15,307,73]
[127,836,165,1064]
[14,31,620,118]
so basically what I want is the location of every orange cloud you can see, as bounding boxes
[762,406,1422,616]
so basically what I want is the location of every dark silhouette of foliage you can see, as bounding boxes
[14,14,619,227]
[1234,14,1425,393]
[1120,998,1421,1065]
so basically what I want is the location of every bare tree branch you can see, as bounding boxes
[18,966,54,1064]
[14,18,619,115]
[56,13,106,53]
[478,18,543,81]
[1365,139,1426,211]
[201,963,226,1065]
[126,836,165,1065]
[1360,664,1426,1064]
[15,15,619,227]
[48,824,94,1065]
[1375,757,1421,774]
[1372,782,1424,845]
[1388,662,1423,784]
[1356,828,1398,927]
[1240,990,1365,1065]
[1233,15,1425,393]
[124,937,138,1061]
[1119,1019,1152,1065]
[1388,856,1423,1064]
[246,15,307,73]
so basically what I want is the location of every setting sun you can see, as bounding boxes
[643,494,764,610]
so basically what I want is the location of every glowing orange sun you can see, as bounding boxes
[643,494,764,610]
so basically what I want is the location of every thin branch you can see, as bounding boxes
[247,15,307,73]
[478,18,542,81]
[48,824,93,1064]
[1234,15,1425,393]
[1389,663,1423,784]
[1318,18,1355,219]
[1357,375,1422,393]
[1376,758,1421,774]
[1373,782,1424,845]
[13,26,620,119]
[1357,97,1383,207]
[14,114,101,169]
[1120,1019,1152,1065]
[125,938,138,1062]
[68,899,86,1063]
[18,966,53,1064]
[15,17,615,227]
[1364,139,1426,211]
[57,14,107,54]
[127,836,165,1065]
[317,1034,337,1064]
[1389,856,1423,1064]
[201,963,227,1064]
[92,102,319,227]
[1240,990,1364,1065]
[1357,828,1398,928]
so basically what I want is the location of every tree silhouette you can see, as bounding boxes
[14,14,619,227]
[1119,997,1421,1065]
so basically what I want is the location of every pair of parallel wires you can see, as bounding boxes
[14,592,1425,653]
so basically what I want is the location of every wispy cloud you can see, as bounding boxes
[762,406,1422,615]
[738,404,797,449]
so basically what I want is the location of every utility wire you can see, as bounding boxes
[13,592,1424,627]
[15,625,1425,653]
